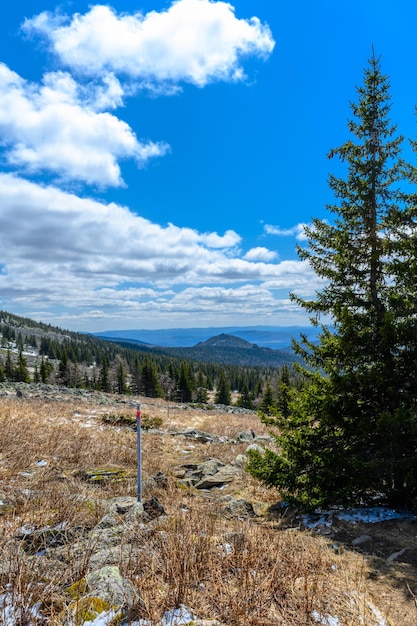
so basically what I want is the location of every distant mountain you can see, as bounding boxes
[195,334,254,349]
[94,325,317,350]
[172,333,299,367]
[106,332,300,368]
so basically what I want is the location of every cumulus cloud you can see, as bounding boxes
[244,246,277,261]
[0,64,168,186]
[264,223,308,240]
[25,0,275,89]
[0,174,317,325]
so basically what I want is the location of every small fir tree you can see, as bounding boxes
[237,381,254,409]
[248,54,417,508]
[215,370,231,405]
[16,351,30,383]
[258,378,276,415]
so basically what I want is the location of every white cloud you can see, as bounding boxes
[25,1,275,89]
[264,222,308,240]
[0,175,316,327]
[200,229,241,249]
[244,246,277,261]
[0,64,168,186]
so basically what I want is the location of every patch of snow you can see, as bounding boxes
[16,523,35,536]
[0,593,42,626]
[222,542,233,555]
[367,600,388,626]
[312,611,340,625]
[35,459,48,467]
[132,605,197,625]
[302,507,415,528]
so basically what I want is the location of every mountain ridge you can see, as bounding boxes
[93,325,317,350]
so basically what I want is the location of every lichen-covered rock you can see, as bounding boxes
[195,465,240,490]
[86,565,139,607]
[65,595,114,624]
[220,498,255,519]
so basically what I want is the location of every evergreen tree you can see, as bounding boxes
[237,381,254,409]
[16,333,24,353]
[248,54,417,509]
[141,357,163,398]
[116,358,128,394]
[215,370,231,405]
[130,355,141,394]
[178,361,194,403]
[5,349,14,380]
[195,370,209,403]
[276,365,292,420]
[258,378,276,415]
[16,351,30,383]
[40,355,53,383]
[33,363,40,383]
[0,360,5,382]
[58,349,71,385]
[99,356,111,392]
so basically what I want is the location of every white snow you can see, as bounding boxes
[0,592,42,626]
[302,506,415,528]
[312,610,340,625]
[133,605,197,625]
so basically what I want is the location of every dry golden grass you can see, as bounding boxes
[0,393,416,625]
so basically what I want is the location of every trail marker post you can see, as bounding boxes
[136,403,142,502]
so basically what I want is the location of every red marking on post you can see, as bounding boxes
[136,407,141,424]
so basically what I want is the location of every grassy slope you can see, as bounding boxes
[0,389,416,625]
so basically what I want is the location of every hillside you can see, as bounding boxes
[0,388,416,625]
[102,333,300,368]
[0,311,302,407]
[169,333,298,367]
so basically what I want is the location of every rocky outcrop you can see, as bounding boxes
[174,458,241,489]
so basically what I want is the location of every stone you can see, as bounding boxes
[93,514,120,530]
[85,565,141,614]
[111,496,136,514]
[237,430,256,442]
[153,471,169,489]
[245,443,265,454]
[352,534,372,547]
[143,495,166,520]
[16,522,73,553]
[125,501,145,522]
[387,547,409,562]
[231,454,247,467]
[221,499,255,519]
[76,467,132,482]
[195,465,240,489]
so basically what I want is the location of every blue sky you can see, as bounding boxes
[1,0,417,332]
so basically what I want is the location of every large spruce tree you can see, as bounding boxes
[247,54,417,509]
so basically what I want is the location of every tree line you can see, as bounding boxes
[0,311,302,408]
